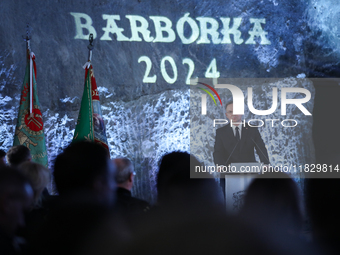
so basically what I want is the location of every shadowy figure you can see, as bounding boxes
[28,141,119,255]
[239,172,304,236]
[16,162,51,243]
[6,145,31,167]
[53,141,116,205]
[72,153,322,255]
[18,162,50,208]
[0,167,33,255]
[156,151,223,212]
[114,157,150,214]
[0,149,6,166]
[80,162,321,255]
[305,153,340,254]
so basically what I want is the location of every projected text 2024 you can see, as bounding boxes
[138,56,219,84]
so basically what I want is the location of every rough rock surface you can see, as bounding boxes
[0,0,337,203]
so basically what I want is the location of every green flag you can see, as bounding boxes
[13,44,48,167]
[73,66,94,143]
[72,64,109,150]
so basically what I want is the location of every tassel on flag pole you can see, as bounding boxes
[73,34,109,151]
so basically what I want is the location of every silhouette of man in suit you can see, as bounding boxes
[213,101,270,196]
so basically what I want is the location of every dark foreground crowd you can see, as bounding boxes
[0,143,339,255]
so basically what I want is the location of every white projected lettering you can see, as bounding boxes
[126,15,154,42]
[182,58,195,85]
[70,12,271,45]
[204,58,220,79]
[138,56,222,84]
[196,17,221,44]
[101,15,130,41]
[70,12,272,85]
[245,18,271,45]
[70,12,97,39]
[161,56,178,84]
[220,17,244,44]
[150,16,176,43]
[176,13,200,44]
[138,56,157,83]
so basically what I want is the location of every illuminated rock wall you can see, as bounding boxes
[0,0,337,203]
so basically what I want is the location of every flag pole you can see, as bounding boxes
[23,24,31,52]
[83,33,94,69]
[22,24,34,117]
[88,33,94,62]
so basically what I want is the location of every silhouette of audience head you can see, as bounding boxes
[18,161,50,208]
[54,141,116,205]
[240,172,304,235]
[0,167,33,237]
[85,207,318,255]
[6,145,31,167]
[31,199,115,255]
[157,151,222,210]
[306,153,340,253]
[0,149,6,166]
[114,158,135,191]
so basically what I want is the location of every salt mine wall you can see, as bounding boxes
[1,0,339,203]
